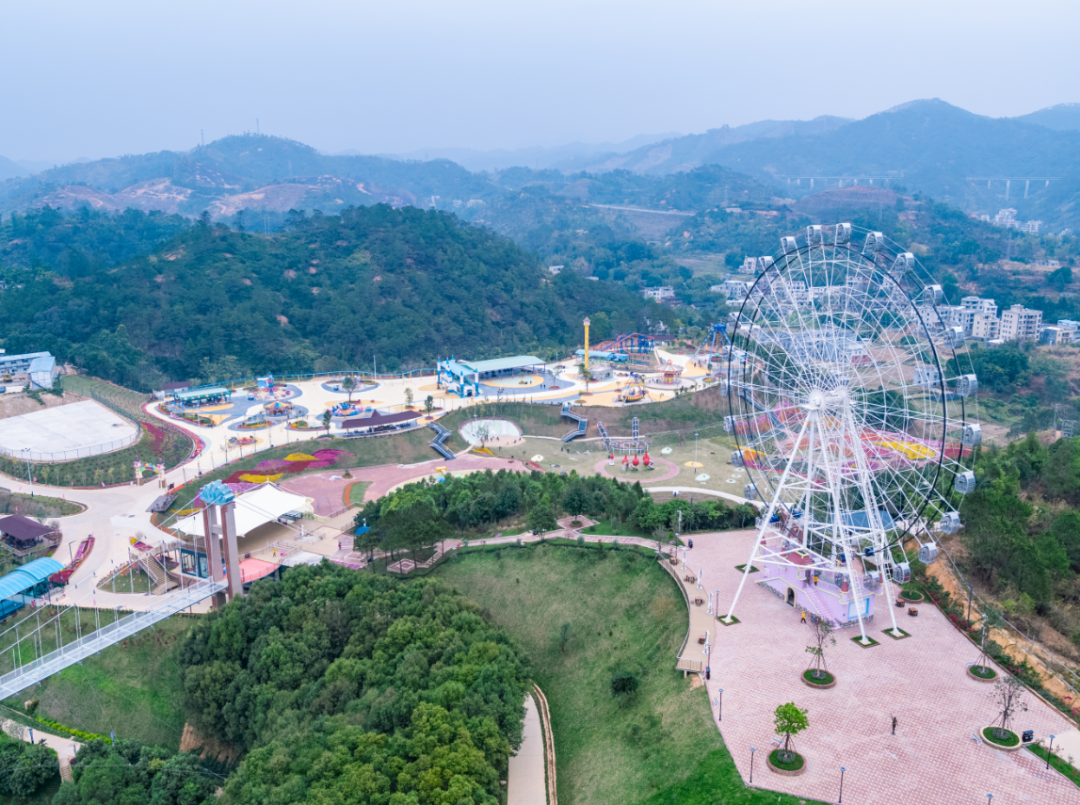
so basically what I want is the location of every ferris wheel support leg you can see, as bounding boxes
[723,416,811,624]
[812,411,871,645]
[843,406,904,639]
[880,567,903,637]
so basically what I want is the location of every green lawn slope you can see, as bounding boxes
[433,544,818,805]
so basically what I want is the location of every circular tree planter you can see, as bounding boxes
[981,726,1023,752]
[900,590,924,604]
[967,664,997,683]
[801,670,836,689]
[767,749,806,776]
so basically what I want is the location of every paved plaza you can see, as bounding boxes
[0,400,138,461]
[691,529,1080,805]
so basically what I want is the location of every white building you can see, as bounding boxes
[994,209,1019,227]
[1021,221,1043,235]
[1040,326,1073,346]
[914,365,941,388]
[738,257,757,275]
[971,314,1001,341]
[548,265,564,275]
[643,286,676,302]
[1000,305,1043,341]
[946,297,999,338]
[716,279,753,300]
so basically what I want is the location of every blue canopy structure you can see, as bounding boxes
[0,556,64,619]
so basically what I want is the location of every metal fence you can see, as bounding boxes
[0,431,141,463]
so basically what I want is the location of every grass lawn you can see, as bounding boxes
[0,491,84,519]
[582,518,653,538]
[347,480,373,506]
[3,615,195,751]
[1027,744,1080,788]
[97,566,154,594]
[433,544,819,805]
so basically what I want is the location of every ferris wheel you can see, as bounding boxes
[722,224,980,642]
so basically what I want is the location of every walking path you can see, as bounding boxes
[507,693,546,805]
[1,718,82,770]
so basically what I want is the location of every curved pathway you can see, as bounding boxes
[507,693,546,805]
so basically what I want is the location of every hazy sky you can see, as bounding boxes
[2,0,1076,162]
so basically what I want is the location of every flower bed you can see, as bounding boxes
[219,449,353,486]
[49,536,94,584]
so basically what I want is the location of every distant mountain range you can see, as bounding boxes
[380,132,682,173]
[2,99,1080,230]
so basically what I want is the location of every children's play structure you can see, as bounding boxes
[436,355,548,398]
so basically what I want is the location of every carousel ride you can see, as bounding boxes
[722,224,979,643]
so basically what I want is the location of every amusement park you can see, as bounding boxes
[0,223,1078,805]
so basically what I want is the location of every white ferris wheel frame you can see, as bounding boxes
[720,224,979,642]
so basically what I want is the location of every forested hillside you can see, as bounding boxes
[960,434,1080,655]
[2,205,191,270]
[0,205,666,389]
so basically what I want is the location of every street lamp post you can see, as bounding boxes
[22,447,33,497]
[749,747,755,784]
[839,766,846,803]
[1048,735,1056,770]
[718,688,723,721]
[966,583,973,626]
[694,432,699,467]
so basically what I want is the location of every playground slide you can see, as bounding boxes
[560,403,589,442]
[427,422,455,460]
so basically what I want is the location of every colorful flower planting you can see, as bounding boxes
[217,449,353,489]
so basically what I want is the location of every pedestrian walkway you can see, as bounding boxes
[1,717,82,769]
[507,693,546,805]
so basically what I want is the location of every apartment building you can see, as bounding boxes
[1000,305,1043,340]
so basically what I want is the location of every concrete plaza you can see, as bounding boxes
[692,529,1080,805]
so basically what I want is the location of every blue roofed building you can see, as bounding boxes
[0,351,59,389]
[0,556,64,619]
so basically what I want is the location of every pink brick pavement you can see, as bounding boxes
[693,528,1080,805]
[281,454,531,508]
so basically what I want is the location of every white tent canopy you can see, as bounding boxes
[174,485,312,539]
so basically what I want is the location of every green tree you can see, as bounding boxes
[610,670,639,706]
[341,374,356,402]
[404,387,414,407]
[804,618,835,679]
[424,394,435,415]
[562,484,589,517]
[989,676,1027,740]
[321,408,332,436]
[773,702,808,763]
[528,496,558,533]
